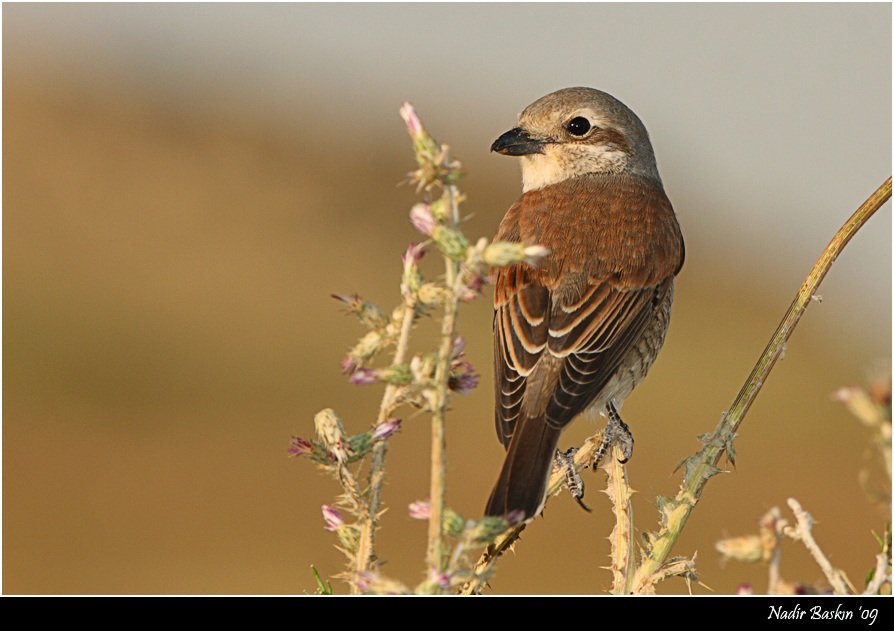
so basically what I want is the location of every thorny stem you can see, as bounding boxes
[783,498,851,594]
[427,185,462,580]
[459,526,525,595]
[631,177,891,592]
[352,296,418,590]
[863,554,891,595]
[459,438,600,594]
[607,444,636,594]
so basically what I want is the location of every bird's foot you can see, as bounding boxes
[594,401,635,469]
[555,447,591,512]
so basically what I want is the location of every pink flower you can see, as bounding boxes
[349,368,379,385]
[457,264,488,302]
[287,436,313,457]
[322,505,343,532]
[355,571,375,593]
[410,203,437,236]
[408,500,431,520]
[402,242,427,267]
[400,102,424,138]
[340,355,359,375]
[430,569,450,590]
[371,418,401,441]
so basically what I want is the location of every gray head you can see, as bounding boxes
[492,87,661,192]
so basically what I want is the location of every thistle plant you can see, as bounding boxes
[715,372,892,595]
[289,103,544,594]
[292,101,891,595]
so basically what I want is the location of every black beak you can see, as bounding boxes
[490,127,545,156]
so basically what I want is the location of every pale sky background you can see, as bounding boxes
[7,2,891,343]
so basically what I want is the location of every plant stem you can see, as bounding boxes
[427,185,461,580]
[352,298,418,590]
[607,444,636,594]
[784,497,851,594]
[632,176,891,591]
[460,437,599,594]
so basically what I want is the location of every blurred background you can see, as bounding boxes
[2,3,891,595]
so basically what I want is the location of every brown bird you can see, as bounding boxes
[485,87,684,520]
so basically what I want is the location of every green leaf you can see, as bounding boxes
[309,565,333,595]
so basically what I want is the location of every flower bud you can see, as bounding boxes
[408,500,431,520]
[715,535,763,563]
[349,368,379,386]
[522,245,551,265]
[433,226,470,260]
[483,241,550,267]
[287,436,314,457]
[314,408,350,463]
[351,330,384,366]
[410,203,437,236]
[371,418,402,441]
[400,102,425,139]
[417,282,449,306]
[321,504,344,532]
[483,242,526,267]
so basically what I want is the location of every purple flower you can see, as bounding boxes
[736,583,753,595]
[408,500,431,520]
[322,505,343,532]
[371,418,401,441]
[449,361,480,394]
[287,436,313,457]
[349,368,379,385]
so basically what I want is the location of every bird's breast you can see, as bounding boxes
[497,174,683,291]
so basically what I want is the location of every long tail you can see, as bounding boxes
[484,417,562,520]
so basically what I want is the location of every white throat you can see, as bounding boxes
[520,145,631,192]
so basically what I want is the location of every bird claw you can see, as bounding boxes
[555,447,591,512]
[594,401,635,469]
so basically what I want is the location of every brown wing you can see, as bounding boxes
[494,270,670,444]
[492,174,683,446]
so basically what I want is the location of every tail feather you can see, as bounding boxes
[484,417,562,519]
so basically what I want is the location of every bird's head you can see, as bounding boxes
[491,87,661,192]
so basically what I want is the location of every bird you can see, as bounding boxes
[484,87,684,521]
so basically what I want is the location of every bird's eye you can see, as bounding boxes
[566,116,592,136]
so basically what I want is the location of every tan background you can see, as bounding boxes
[3,3,891,595]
